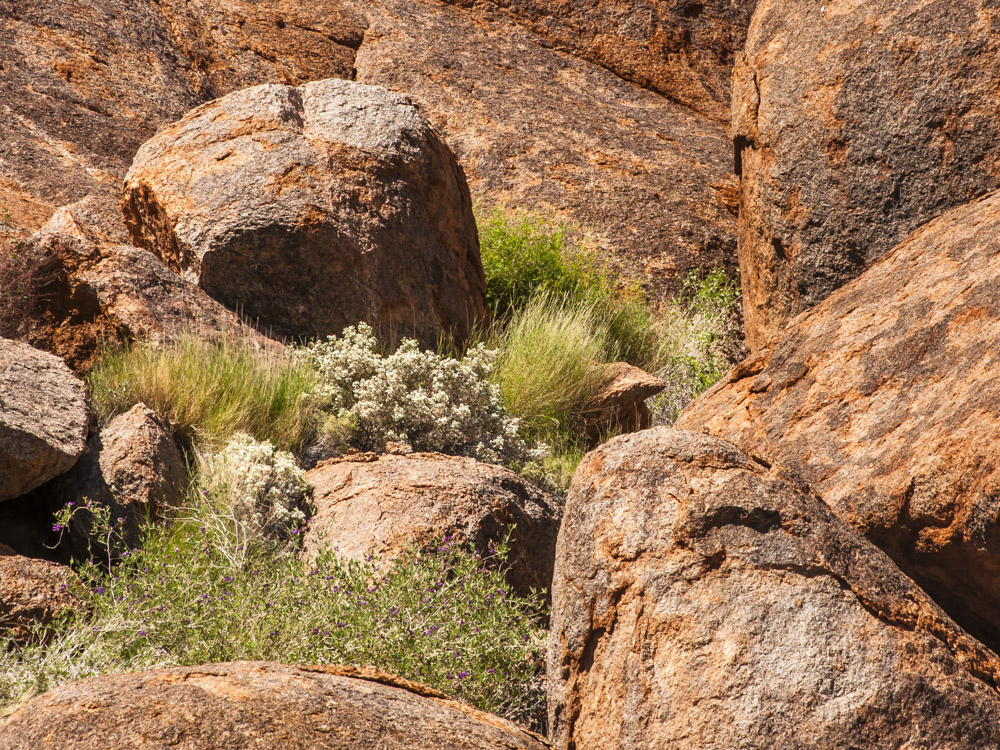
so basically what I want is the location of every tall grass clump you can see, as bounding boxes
[2,497,548,729]
[87,334,318,453]
[478,207,659,369]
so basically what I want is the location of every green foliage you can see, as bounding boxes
[651,266,744,424]
[1,503,548,730]
[490,293,605,444]
[86,335,318,454]
[478,207,659,369]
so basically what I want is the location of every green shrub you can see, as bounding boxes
[652,267,743,424]
[296,323,537,465]
[478,207,659,369]
[490,293,605,444]
[1,505,548,730]
[87,334,318,453]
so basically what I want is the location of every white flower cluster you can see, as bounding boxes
[201,433,312,539]
[298,324,539,465]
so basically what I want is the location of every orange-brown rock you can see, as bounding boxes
[677,191,1000,653]
[0,0,362,235]
[21,198,279,373]
[0,338,88,502]
[122,78,487,346]
[582,362,664,447]
[356,0,739,301]
[734,0,1000,350]
[0,555,82,643]
[304,452,561,597]
[0,661,549,749]
[440,0,756,122]
[45,404,186,560]
[547,428,1000,750]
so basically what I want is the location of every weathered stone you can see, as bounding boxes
[304,452,560,597]
[0,339,88,501]
[356,0,739,301]
[122,78,487,346]
[46,404,186,559]
[0,0,363,236]
[22,199,278,373]
[440,0,756,122]
[547,428,1000,750]
[734,0,1000,350]
[0,555,82,643]
[0,661,549,749]
[677,191,1000,654]
[582,362,664,447]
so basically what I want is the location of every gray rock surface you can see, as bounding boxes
[0,661,550,749]
[304,452,561,597]
[734,0,1000,350]
[0,339,88,501]
[547,428,1000,749]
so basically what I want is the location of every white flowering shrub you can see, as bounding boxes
[297,324,539,465]
[198,433,311,550]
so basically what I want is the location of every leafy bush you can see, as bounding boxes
[652,267,744,424]
[195,434,312,563]
[87,334,318,453]
[1,506,548,730]
[296,324,537,465]
[478,207,659,369]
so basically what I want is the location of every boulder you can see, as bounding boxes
[22,199,279,373]
[582,362,664,447]
[0,0,362,236]
[0,555,82,643]
[46,404,186,559]
[676,191,1000,653]
[547,428,1000,750]
[304,452,561,597]
[355,0,739,302]
[439,0,756,122]
[0,339,88,502]
[122,78,487,346]
[734,0,1000,350]
[0,661,549,749]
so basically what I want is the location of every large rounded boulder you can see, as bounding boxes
[677,190,1000,654]
[122,78,487,346]
[547,428,1000,749]
[0,661,548,749]
[734,0,1000,349]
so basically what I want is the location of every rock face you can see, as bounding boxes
[734,0,1000,350]
[0,339,88,502]
[122,78,487,346]
[47,404,186,559]
[22,200,279,372]
[547,428,1000,750]
[304,452,561,597]
[0,661,549,749]
[0,555,82,642]
[440,0,756,123]
[356,0,739,301]
[582,362,664,447]
[676,191,1000,653]
[0,0,362,234]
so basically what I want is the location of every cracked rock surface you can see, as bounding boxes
[547,427,1000,750]
[677,191,1000,655]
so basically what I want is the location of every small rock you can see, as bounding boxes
[304,452,561,597]
[0,339,89,502]
[582,362,664,447]
[0,555,82,643]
